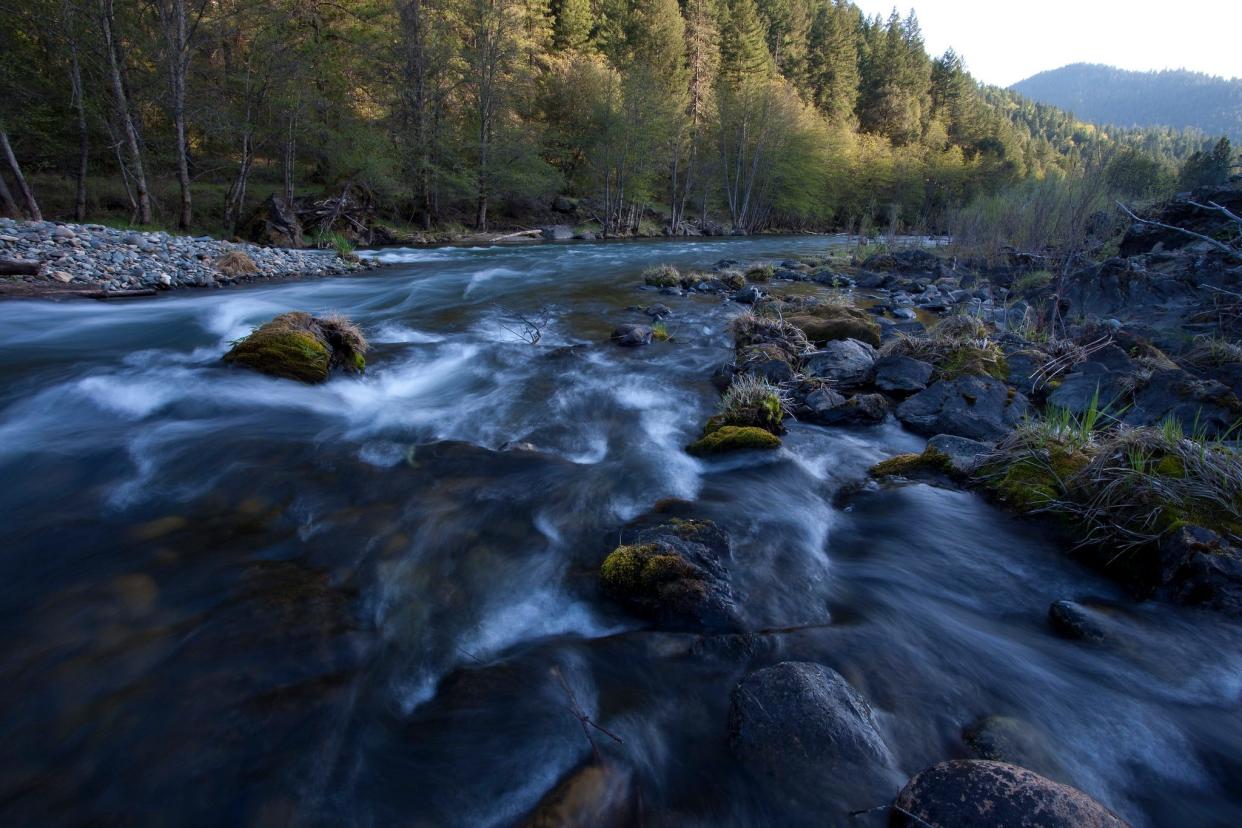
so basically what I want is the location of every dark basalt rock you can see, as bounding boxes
[875,355,933,393]
[729,662,900,806]
[1122,369,1242,438]
[1158,525,1242,618]
[896,376,1030,442]
[804,392,890,426]
[891,760,1129,828]
[802,339,878,389]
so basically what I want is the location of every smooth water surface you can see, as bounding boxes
[0,236,1239,826]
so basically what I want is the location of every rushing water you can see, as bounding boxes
[0,236,1239,827]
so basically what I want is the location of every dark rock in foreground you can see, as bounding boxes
[729,661,900,806]
[891,760,1129,827]
[610,324,654,347]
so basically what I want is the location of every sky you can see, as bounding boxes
[850,0,1242,87]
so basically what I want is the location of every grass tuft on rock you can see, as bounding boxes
[880,315,1007,380]
[223,311,368,383]
[642,264,681,288]
[719,374,786,434]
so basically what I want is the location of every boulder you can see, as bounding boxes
[891,760,1129,828]
[223,312,367,383]
[875,355,934,393]
[729,662,899,802]
[804,392,890,426]
[1048,362,1132,415]
[732,285,764,304]
[802,339,877,389]
[610,324,653,347]
[1122,369,1242,438]
[541,224,574,241]
[599,519,740,630]
[737,343,797,384]
[896,376,1030,442]
[1158,525,1242,617]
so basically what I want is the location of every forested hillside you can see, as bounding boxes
[0,1,1226,238]
[1013,64,1242,142]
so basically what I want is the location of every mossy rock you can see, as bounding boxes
[223,312,333,383]
[223,311,366,383]
[745,265,774,283]
[642,264,681,288]
[786,306,881,348]
[868,448,953,479]
[600,543,698,597]
[719,269,746,290]
[982,448,1090,512]
[687,425,781,456]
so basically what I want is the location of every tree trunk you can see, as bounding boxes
[0,171,19,218]
[64,0,90,222]
[0,131,41,221]
[222,130,253,235]
[100,0,152,225]
[159,0,193,230]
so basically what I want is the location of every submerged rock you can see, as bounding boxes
[962,717,1068,781]
[729,662,900,804]
[925,434,992,475]
[599,518,739,630]
[1048,600,1108,642]
[223,311,367,383]
[787,305,882,347]
[522,761,633,828]
[804,392,890,426]
[610,324,654,347]
[891,760,1129,828]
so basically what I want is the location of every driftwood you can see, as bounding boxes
[86,288,158,299]
[0,258,41,275]
[1117,200,1241,259]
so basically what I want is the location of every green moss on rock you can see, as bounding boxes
[868,448,953,479]
[223,312,333,383]
[786,305,881,347]
[600,543,697,598]
[223,311,367,383]
[687,425,781,456]
[939,344,1009,381]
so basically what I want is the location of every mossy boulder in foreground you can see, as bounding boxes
[686,425,781,456]
[223,311,367,383]
[786,304,881,347]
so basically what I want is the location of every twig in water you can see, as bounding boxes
[494,303,552,345]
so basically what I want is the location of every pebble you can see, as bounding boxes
[0,218,372,292]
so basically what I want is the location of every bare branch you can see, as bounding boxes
[1116,201,1240,259]
[1184,200,1242,227]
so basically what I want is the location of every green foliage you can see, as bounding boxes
[312,231,356,258]
[1179,137,1235,189]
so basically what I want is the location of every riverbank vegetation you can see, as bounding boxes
[0,0,1234,241]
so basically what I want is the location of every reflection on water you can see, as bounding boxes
[0,236,1239,826]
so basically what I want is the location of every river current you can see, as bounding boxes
[0,236,1239,826]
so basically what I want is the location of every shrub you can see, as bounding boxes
[652,321,671,341]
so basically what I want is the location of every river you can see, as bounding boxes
[0,235,1239,826]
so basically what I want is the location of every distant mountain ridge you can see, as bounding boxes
[1011,64,1242,141]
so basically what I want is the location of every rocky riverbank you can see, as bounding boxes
[0,218,375,299]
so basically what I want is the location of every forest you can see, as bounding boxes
[1013,63,1242,143]
[0,0,1234,239]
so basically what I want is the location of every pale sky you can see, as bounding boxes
[851,0,1242,87]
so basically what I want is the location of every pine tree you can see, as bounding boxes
[804,0,859,124]
[551,0,591,51]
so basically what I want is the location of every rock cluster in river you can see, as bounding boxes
[0,218,369,293]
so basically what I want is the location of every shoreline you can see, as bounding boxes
[0,218,380,302]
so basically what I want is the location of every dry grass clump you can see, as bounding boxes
[214,249,258,276]
[317,313,369,371]
[1184,336,1242,368]
[642,264,681,287]
[717,374,788,433]
[729,311,813,354]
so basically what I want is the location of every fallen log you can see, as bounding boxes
[86,288,158,300]
[0,258,41,275]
